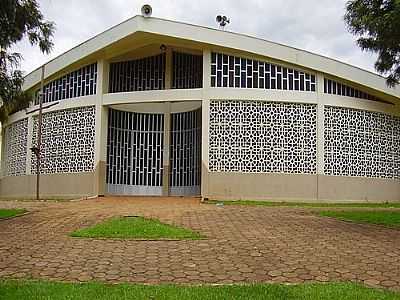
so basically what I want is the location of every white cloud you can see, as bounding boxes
[12,0,378,75]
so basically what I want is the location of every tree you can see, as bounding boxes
[344,0,400,87]
[0,0,55,123]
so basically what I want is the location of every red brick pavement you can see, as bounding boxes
[0,197,399,290]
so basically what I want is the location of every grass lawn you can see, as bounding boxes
[0,208,26,219]
[205,200,400,208]
[70,216,204,239]
[318,210,400,228]
[0,280,399,300]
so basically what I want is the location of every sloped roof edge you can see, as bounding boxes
[23,15,399,98]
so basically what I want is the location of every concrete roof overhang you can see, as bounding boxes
[23,15,400,100]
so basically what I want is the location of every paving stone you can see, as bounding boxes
[364,279,381,286]
[268,270,282,277]
[0,197,399,290]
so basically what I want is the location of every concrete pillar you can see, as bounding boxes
[162,49,173,195]
[93,59,109,196]
[94,105,108,196]
[165,48,173,89]
[94,59,108,163]
[201,99,210,198]
[162,102,171,196]
[201,50,211,199]
[202,50,211,89]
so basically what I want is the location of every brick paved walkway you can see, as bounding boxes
[0,197,399,290]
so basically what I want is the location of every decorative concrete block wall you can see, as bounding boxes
[324,106,400,179]
[31,106,96,174]
[209,100,317,174]
[2,118,28,176]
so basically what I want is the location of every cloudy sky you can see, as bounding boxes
[13,0,378,75]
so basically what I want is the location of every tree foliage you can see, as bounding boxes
[345,0,400,87]
[0,0,55,123]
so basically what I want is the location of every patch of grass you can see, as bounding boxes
[70,216,204,239]
[318,210,400,228]
[205,200,400,208]
[0,280,399,300]
[0,209,26,219]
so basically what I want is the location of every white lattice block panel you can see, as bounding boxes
[3,119,28,176]
[31,106,96,174]
[324,106,400,179]
[209,100,317,174]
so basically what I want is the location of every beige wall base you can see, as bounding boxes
[2,168,400,202]
[0,171,98,200]
[317,175,400,202]
[204,172,400,202]
[93,161,106,196]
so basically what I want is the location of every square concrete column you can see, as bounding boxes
[162,102,171,196]
[162,48,173,195]
[94,59,109,196]
[165,48,173,89]
[201,50,211,198]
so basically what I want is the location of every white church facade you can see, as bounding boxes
[1,15,400,201]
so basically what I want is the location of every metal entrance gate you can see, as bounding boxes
[106,109,164,195]
[170,109,201,195]
[106,108,201,196]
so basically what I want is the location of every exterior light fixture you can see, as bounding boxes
[141,4,152,17]
[216,15,230,30]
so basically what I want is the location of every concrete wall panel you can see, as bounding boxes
[0,171,98,199]
[204,172,400,202]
